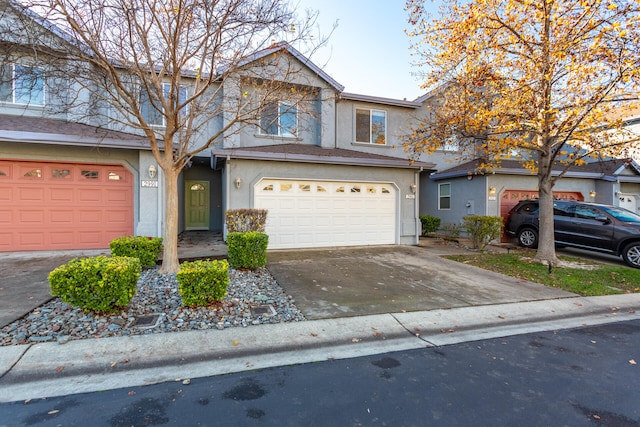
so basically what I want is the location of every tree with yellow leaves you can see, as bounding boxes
[405,0,640,267]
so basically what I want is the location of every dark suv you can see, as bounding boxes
[505,200,640,268]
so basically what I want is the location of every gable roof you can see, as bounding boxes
[236,41,344,93]
[431,158,640,182]
[0,114,150,150]
[212,143,435,170]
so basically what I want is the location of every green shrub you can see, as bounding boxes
[419,215,441,236]
[227,231,269,269]
[49,256,141,312]
[177,259,230,306]
[226,209,267,232]
[441,223,461,241]
[462,215,503,250]
[110,236,163,267]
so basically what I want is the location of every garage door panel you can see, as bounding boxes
[1,161,133,251]
[255,179,396,249]
[49,232,74,246]
[18,187,45,202]
[49,210,74,224]
[78,189,103,203]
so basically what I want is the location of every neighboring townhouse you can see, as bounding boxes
[0,6,435,252]
[422,158,640,237]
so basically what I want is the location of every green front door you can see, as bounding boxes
[185,180,210,230]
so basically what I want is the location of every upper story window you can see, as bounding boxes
[259,101,297,137]
[0,64,45,106]
[442,136,460,152]
[355,108,386,145]
[140,83,188,126]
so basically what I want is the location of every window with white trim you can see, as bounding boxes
[439,183,451,210]
[259,101,298,137]
[140,83,188,126]
[355,108,386,145]
[0,64,45,105]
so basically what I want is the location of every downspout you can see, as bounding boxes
[414,167,422,245]
[157,166,164,237]
[223,155,230,241]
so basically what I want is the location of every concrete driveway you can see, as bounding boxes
[267,244,575,320]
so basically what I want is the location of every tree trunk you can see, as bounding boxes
[160,167,181,274]
[534,154,558,267]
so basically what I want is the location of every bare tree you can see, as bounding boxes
[4,0,328,273]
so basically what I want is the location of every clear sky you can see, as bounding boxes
[294,0,438,101]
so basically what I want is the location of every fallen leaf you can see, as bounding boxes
[413,327,420,332]
[573,303,583,307]
[54,366,64,373]
[630,359,637,365]
[128,391,136,396]
[24,399,31,404]
[182,379,191,385]
[48,410,59,415]
[593,415,601,420]
[232,340,239,346]
[351,338,361,343]
[310,333,318,337]
[175,378,182,382]
[111,362,117,367]
[591,340,597,344]
[498,315,505,319]
[440,329,455,333]
[373,332,383,337]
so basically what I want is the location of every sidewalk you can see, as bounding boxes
[2,293,639,402]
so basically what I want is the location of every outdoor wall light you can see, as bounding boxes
[488,187,497,196]
[147,164,157,179]
[410,183,417,193]
[589,190,596,198]
[235,177,242,189]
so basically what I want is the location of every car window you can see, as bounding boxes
[599,205,640,223]
[553,202,574,217]
[575,205,602,220]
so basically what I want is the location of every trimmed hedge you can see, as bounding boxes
[110,236,163,267]
[462,215,503,250]
[225,209,267,233]
[419,215,441,236]
[177,259,230,306]
[49,256,141,312]
[227,231,269,269]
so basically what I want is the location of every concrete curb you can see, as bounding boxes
[1,294,639,402]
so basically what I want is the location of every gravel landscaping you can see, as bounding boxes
[0,267,306,346]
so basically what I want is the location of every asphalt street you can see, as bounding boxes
[2,319,639,427]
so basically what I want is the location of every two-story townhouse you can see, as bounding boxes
[0,3,435,252]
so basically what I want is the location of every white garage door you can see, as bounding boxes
[254,179,397,249]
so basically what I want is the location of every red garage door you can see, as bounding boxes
[0,160,134,251]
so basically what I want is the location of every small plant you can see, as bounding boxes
[110,236,163,267]
[226,209,268,233]
[177,259,230,306]
[441,223,461,241]
[227,231,269,269]
[462,215,503,250]
[419,215,441,236]
[49,256,141,312]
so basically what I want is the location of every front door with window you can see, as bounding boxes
[185,180,210,230]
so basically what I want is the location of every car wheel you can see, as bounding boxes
[518,227,538,249]
[622,242,640,268]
